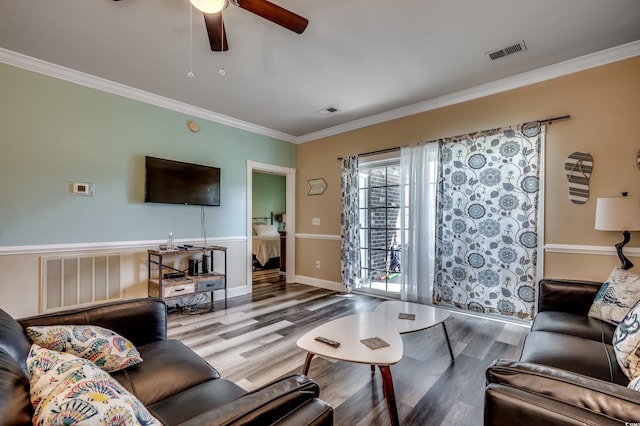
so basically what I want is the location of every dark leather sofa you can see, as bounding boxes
[0,298,333,425]
[484,278,640,425]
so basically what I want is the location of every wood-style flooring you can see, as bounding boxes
[167,278,528,426]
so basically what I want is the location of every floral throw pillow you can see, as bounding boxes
[613,300,640,380]
[26,325,142,373]
[27,344,160,425]
[588,268,640,325]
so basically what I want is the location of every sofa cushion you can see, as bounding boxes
[110,339,221,406]
[519,331,628,385]
[532,311,616,342]
[588,268,640,325]
[630,376,640,391]
[18,298,168,348]
[27,344,161,425]
[613,300,640,380]
[0,348,32,425]
[147,378,247,425]
[26,324,142,373]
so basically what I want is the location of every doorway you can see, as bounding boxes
[246,161,296,293]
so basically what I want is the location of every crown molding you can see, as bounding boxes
[0,48,297,143]
[297,39,640,143]
[2,40,639,145]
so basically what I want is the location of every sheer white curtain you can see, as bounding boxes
[400,142,439,303]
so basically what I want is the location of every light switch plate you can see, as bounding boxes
[312,218,320,225]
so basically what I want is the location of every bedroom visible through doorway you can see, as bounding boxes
[246,161,296,292]
[252,171,286,284]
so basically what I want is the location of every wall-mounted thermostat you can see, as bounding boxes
[66,181,95,196]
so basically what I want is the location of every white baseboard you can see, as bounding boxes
[219,285,250,300]
[295,275,344,292]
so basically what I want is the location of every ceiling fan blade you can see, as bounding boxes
[236,0,308,34]
[203,13,229,51]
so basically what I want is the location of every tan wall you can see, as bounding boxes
[296,56,640,286]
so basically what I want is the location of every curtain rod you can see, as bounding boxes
[536,114,571,125]
[337,115,571,161]
[337,146,401,161]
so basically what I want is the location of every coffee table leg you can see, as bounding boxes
[378,366,399,426]
[302,352,315,375]
[442,322,454,362]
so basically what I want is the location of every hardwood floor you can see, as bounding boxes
[167,280,528,426]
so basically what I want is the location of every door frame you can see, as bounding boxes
[246,161,296,291]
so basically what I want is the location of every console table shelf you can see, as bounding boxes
[147,246,227,311]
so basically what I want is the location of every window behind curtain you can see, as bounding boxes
[358,159,404,294]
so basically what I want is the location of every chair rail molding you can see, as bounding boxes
[544,243,640,256]
[0,236,247,256]
[295,233,341,241]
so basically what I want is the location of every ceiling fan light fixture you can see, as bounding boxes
[190,0,228,14]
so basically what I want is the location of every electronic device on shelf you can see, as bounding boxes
[163,272,186,279]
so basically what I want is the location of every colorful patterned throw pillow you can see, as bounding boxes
[27,344,160,425]
[588,268,640,325]
[613,300,640,380]
[26,325,142,373]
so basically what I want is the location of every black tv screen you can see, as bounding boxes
[145,156,220,206]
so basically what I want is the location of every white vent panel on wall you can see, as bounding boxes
[40,253,123,313]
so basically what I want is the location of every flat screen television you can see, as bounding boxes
[145,156,220,206]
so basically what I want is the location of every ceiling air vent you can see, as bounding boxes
[485,40,527,61]
[317,106,339,115]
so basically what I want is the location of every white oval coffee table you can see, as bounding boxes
[374,300,455,361]
[296,312,403,426]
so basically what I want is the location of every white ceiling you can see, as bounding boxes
[1,0,640,142]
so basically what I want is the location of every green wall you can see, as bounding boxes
[0,63,296,245]
[252,171,286,227]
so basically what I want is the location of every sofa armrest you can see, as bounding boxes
[178,374,333,426]
[537,279,602,315]
[485,360,640,425]
[18,298,167,347]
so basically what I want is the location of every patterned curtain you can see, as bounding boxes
[341,155,361,292]
[434,124,543,320]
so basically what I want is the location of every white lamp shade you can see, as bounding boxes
[190,0,227,14]
[595,196,640,231]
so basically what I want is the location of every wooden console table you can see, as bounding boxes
[147,246,227,310]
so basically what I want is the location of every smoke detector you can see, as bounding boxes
[485,40,527,61]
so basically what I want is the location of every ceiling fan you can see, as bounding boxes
[113,0,307,52]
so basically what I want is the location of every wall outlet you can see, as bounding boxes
[315,260,321,269]
[312,217,320,226]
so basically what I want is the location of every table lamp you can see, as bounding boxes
[595,193,640,270]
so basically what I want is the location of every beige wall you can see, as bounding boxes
[296,56,640,287]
